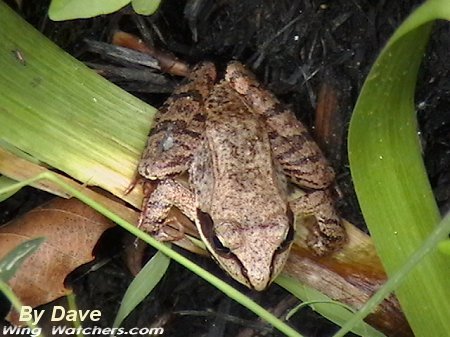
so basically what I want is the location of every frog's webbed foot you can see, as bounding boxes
[124,174,146,195]
[139,179,196,241]
[290,189,346,255]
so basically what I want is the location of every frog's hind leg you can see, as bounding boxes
[289,188,346,255]
[139,62,216,179]
[225,61,334,190]
[140,179,196,240]
[225,62,346,254]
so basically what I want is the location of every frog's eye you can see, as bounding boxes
[197,209,232,258]
[276,209,295,253]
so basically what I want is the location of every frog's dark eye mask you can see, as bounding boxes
[197,208,250,286]
[196,209,233,258]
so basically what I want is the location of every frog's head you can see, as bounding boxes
[196,208,295,291]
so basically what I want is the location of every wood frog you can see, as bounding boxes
[137,61,346,291]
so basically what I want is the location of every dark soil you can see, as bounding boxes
[1,0,449,336]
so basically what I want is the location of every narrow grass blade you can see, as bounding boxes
[348,1,450,335]
[0,238,45,282]
[0,277,46,337]
[277,276,386,337]
[113,250,171,329]
[66,293,84,335]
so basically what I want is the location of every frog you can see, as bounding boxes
[137,61,346,291]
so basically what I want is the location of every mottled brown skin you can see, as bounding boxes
[190,81,293,289]
[138,63,216,178]
[225,62,345,254]
[138,62,346,290]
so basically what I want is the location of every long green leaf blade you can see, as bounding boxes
[0,238,45,282]
[277,276,386,337]
[113,250,171,328]
[0,176,21,202]
[348,1,450,335]
[0,2,156,207]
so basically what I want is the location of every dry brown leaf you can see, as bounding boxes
[0,198,115,324]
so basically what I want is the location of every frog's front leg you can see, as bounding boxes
[138,62,216,179]
[140,178,196,240]
[289,189,346,255]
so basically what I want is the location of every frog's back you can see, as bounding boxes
[193,81,289,222]
[190,80,294,291]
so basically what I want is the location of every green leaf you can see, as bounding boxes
[335,212,450,337]
[131,0,161,15]
[0,238,45,282]
[0,2,156,207]
[66,293,83,332]
[0,277,47,336]
[0,176,21,202]
[49,0,131,21]
[348,0,450,336]
[438,239,450,255]
[113,249,170,328]
[277,276,386,337]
